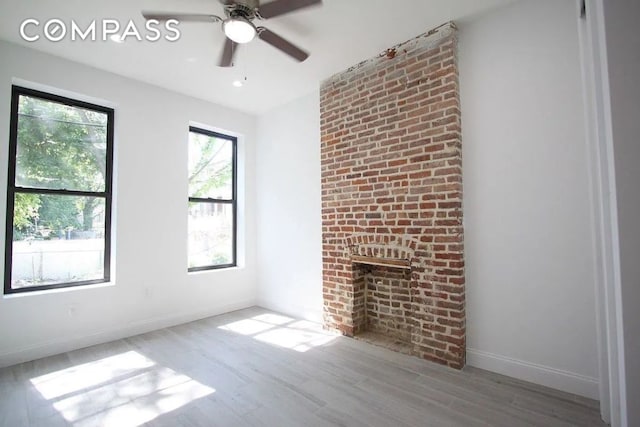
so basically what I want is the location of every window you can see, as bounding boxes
[4,86,114,294]
[188,127,237,271]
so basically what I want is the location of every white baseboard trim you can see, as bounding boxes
[0,298,257,368]
[466,347,599,400]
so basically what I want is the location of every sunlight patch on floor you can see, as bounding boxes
[30,351,214,426]
[218,318,275,335]
[251,313,296,325]
[218,313,338,352]
[30,351,155,400]
[254,328,338,352]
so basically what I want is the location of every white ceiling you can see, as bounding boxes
[0,0,515,115]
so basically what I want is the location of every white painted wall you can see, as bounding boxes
[0,41,258,367]
[255,90,323,322]
[600,0,640,424]
[459,0,599,398]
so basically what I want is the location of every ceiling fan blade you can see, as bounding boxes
[218,0,235,4]
[142,12,222,23]
[219,38,238,67]
[258,0,322,19]
[257,27,309,62]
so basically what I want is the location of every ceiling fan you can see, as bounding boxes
[142,0,321,67]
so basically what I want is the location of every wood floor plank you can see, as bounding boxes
[299,379,417,427]
[0,307,605,427]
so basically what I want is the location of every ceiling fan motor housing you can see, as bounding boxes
[224,0,260,21]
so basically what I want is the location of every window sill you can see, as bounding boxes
[187,265,243,276]
[3,280,115,299]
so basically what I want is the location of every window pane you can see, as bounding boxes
[11,193,106,289]
[188,202,233,268]
[188,131,233,200]
[15,95,108,192]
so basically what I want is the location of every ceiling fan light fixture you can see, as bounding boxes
[223,17,256,44]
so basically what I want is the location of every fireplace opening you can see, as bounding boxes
[352,261,414,355]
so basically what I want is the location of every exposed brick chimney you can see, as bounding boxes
[320,23,465,369]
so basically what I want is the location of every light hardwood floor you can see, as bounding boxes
[0,307,606,427]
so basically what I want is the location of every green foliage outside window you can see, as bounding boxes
[13,95,107,239]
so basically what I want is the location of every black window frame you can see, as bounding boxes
[4,85,114,295]
[188,126,237,272]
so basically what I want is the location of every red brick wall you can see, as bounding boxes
[320,23,465,369]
